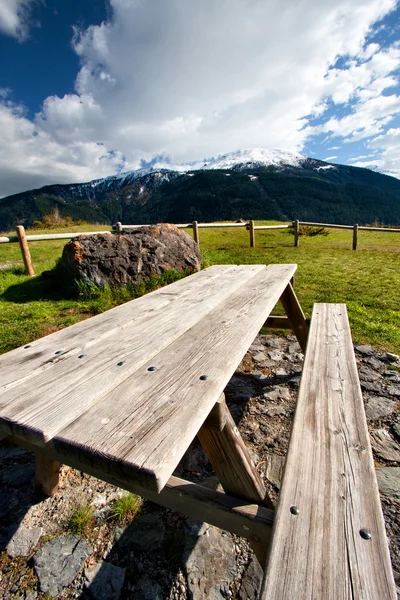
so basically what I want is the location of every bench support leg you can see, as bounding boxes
[198,394,273,565]
[280,282,309,353]
[35,452,61,496]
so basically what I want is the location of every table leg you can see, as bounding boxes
[280,282,309,353]
[35,452,61,496]
[198,394,274,565]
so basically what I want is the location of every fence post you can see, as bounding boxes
[352,224,358,251]
[249,220,256,248]
[294,220,300,247]
[192,221,200,248]
[16,225,34,276]
[115,222,123,233]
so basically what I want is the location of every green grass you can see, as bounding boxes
[0,221,399,353]
[67,503,95,537]
[108,493,143,523]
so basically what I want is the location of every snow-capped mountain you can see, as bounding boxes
[1,148,400,229]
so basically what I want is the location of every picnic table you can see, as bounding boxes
[0,264,396,599]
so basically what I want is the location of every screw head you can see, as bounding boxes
[117,361,125,367]
[55,350,62,355]
[78,354,86,359]
[147,366,157,372]
[290,506,300,515]
[360,528,372,540]
[199,375,208,381]
[24,345,31,349]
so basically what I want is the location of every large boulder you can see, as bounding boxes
[57,224,202,287]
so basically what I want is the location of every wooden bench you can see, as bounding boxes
[261,303,396,599]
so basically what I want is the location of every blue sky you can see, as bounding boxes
[1,0,400,197]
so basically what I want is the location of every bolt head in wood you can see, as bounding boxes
[360,528,372,540]
[290,506,300,515]
[54,350,62,355]
[24,345,31,349]
[78,354,86,359]
[117,361,125,366]
[148,366,157,371]
[199,375,208,380]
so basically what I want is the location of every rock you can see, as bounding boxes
[393,423,400,439]
[264,336,287,349]
[370,429,400,462]
[183,521,236,600]
[264,404,287,418]
[364,357,383,371]
[365,397,395,420]
[252,351,267,362]
[25,593,38,600]
[263,386,291,402]
[57,225,201,288]
[34,535,92,596]
[6,524,43,558]
[225,377,255,402]
[1,463,35,488]
[358,366,381,383]
[361,381,382,394]
[119,514,165,551]
[275,368,288,378]
[384,371,400,383]
[386,385,400,398]
[134,576,163,600]
[355,344,374,356]
[266,454,285,489]
[384,353,400,363]
[376,467,400,500]
[238,556,263,600]
[268,350,284,361]
[85,561,126,600]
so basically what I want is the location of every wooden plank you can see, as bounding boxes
[16,226,34,276]
[0,265,257,390]
[0,266,266,442]
[203,394,227,431]
[198,394,273,508]
[279,283,309,352]
[353,223,358,250]
[298,221,354,230]
[262,304,396,599]
[35,453,61,496]
[7,436,274,547]
[249,220,256,247]
[294,219,300,247]
[192,220,199,245]
[254,225,290,230]
[43,264,298,493]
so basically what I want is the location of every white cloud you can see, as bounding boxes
[323,155,338,161]
[352,128,400,177]
[0,0,38,40]
[1,0,399,196]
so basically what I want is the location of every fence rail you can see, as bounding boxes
[1,219,399,275]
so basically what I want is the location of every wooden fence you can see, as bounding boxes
[1,220,399,275]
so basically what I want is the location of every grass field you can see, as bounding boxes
[0,222,399,354]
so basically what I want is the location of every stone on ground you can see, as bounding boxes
[118,514,165,551]
[84,561,125,600]
[370,429,400,462]
[365,396,395,420]
[34,535,92,596]
[183,521,236,600]
[6,524,42,558]
[238,556,263,600]
[376,467,400,500]
[57,224,202,288]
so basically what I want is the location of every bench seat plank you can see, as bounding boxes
[262,304,396,599]
[0,264,297,492]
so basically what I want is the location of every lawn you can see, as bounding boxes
[0,222,399,354]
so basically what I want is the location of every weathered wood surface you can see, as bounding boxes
[16,226,34,276]
[262,304,396,599]
[0,264,297,493]
[8,436,274,548]
[279,283,309,353]
[35,453,61,496]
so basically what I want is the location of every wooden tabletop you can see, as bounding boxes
[0,264,297,492]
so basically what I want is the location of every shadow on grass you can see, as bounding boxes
[1,274,70,304]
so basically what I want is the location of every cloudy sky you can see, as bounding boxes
[1,0,400,197]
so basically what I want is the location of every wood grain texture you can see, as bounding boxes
[35,453,61,496]
[198,396,273,508]
[41,264,296,492]
[280,283,309,353]
[262,304,396,600]
[16,226,34,276]
[0,265,265,441]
